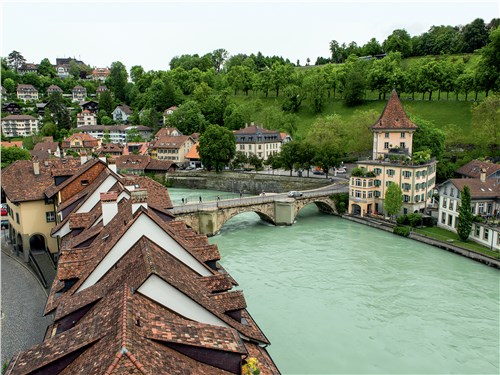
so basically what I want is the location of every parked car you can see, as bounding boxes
[312,170,325,175]
[1,204,7,216]
[1,219,8,229]
[287,191,303,197]
[334,167,347,174]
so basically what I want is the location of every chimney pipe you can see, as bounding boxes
[480,168,486,183]
[33,158,40,175]
[101,192,118,226]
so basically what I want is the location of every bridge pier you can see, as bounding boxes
[198,209,218,236]
[274,199,296,226]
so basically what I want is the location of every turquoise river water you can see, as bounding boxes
[168,188,499,375]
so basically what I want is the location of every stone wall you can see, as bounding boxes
[165,171,332,194]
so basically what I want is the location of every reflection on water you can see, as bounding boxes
[168,188,500,374]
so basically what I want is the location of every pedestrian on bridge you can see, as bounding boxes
[181,198,185,205]
[199,196,202,203]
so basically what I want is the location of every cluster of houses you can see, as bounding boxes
[15,57,110,81]
[348,90,499,251]
[1,156,280,374]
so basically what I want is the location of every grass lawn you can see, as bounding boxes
[414,226,500,259]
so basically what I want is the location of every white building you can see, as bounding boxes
[234,123,282,160]
[16,84,39,102]
[112,105,133,123]
[437,170,499,250]
[76,125,152,145]
[1,115,39,137]
[76,110,98,127]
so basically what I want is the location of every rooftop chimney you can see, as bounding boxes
[33,158,40,175]
[131,189,148,214]
[101,191,118,226]
[80,155,88,165]
[480,168,486,183]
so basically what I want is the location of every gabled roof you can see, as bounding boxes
[155,127,182,138]
[97,143,123,154]
[16,84,37,91]
[185,142,200,159]
[47,84,63,92]
[144,158,177,172]
[370,90,417,130]
[113,104,132,115]
[115,155,151,170]
[456,160,500,179]
[442,178,499,199]
[151,135,193,149]
[1,114,37,121]
[1,159,81,203]
[234,125,280,136]
[0,140,23,148]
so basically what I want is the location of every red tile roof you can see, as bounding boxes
[0,140,23,148]
[456,160,500,179]
[185,142,200,159]
[370,90,417,130]
[447,178,499,199]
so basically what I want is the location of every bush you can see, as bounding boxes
[407,213,422,227]
[393,225,410,237]
[396,215,408,225]
[422,216,434,227]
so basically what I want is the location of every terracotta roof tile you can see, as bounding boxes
[370,90,418,130]
[447,178,499,199]
[456,160,500,179]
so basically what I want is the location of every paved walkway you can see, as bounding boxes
[1,234,52,365]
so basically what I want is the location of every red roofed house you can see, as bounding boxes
[1,115,39,137]
[456,160,500,181]
[31,136,61,159]
[62,133,100,156]
[185,142,202,169]
[149,135,195,165]
[16,84,39,101]
[155,126,182,139]
[0,140,24,149]
[348,90,437,217]
[92,67,110,81]
[5,160,279,374]
[437,170,499,250]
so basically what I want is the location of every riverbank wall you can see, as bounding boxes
[165,171,333,195]
[342,215,500,269]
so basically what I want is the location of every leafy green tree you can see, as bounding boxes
[103,129,111,144]
[166,101,207,134]
[418,59,442,100]
[383,29,413,57]
[264,152,282,173]
[384,183,403,219]
[313,143,340,178]
[7,51,26,72]
[231,151,248,169]
[341,57,366,106]
[126,127,145,142]
[362,38,383,56]
[303,70,326,113]
[210,48,228,72]
[271,63,293,97]
[224,103,251,130]
[248,153,263,170]
[278,141,301,176]
[282,84,304,113]
[107,61,128,102]
[37,58,56,78]
[226,65,254,95]
[253,68,273,97]
[2,77,15,93]
[367,52,402,100]
[457,185,473,241]
[198,124,236,172]
[1,146,31,168]
[99,90,114,116]
[329,40,346,63]
[40,122,58,138]
[477,27,500,96]
[47,92,71,131]
[462,18,489,53]
[411,116,445,159]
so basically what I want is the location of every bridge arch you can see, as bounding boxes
[216,205,276,234]
[293,197,337,220]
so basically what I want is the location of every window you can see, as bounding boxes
[403,171,411,178]
[239,145,244,150]
[478,203,485,214]
[16,213,20,224]
[441,212,446,224]
[385,132,390,138]
[374,191,381,198]
[447,214,453,226]
[383,142,390,149]
[362,191,366,198]
[448,200,453,210]
[355,179,362,187]
[483,229,489,241]
[400,132,406,138]
[404,195,410,202]
[475,225,480,237]
[387,169,395,176]
[355,190,362,198]
[442,197,447,208]
[400,142,406,149]
[81,179,89,186]
[46,212,55,222]
[368,191,373,198]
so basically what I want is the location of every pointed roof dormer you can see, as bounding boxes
[370,90,417,131]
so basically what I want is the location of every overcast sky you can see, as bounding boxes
[2,1,498,72]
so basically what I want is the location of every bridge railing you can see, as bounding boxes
[169,185,347,215]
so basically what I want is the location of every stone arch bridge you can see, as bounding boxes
[169,184,348,236]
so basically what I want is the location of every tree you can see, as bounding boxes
[383,29,412,57]
[462,18,489,53]
[278,141,301,176]
[313,143,340,178]
[210,48,228,72]
[198,124,236,172]
[7,51,26,72]
[477,27,500,96]
[166,101,207,134]
[248,154,263,170]
[411,116,445,159]
[457,185,473,241]
[341,57,366,106]
[47,92,71,131]
[99,90,114,116]
[384,183,403,219]
[362,38,383,56]
[37,58,56,78]
[1,146,31,168]
[2,78,15,93]
[107,61,128,102]
[40,122,58,138]
[303,70,326,113]
[231,151,248,169]
[126,127,145,142]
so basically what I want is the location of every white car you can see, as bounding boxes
[287,191,303,197]
[334,167,347,174]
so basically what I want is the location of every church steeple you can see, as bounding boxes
[370,90,418,131]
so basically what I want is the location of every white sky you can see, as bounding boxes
[1,1,499,72]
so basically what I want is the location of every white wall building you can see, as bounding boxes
[1,115,39,137]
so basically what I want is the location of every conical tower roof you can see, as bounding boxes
[370,90,417,130]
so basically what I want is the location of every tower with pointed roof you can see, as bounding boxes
[348,90,437,217]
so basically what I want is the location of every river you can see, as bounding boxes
[168,188,499,374]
